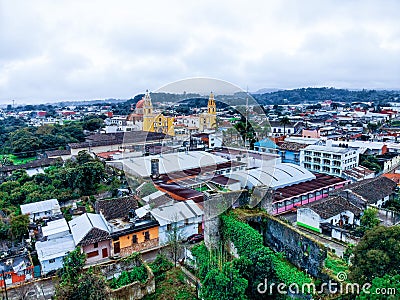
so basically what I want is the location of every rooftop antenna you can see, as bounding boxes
[245,86,249,149]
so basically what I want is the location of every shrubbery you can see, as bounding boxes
[109,265,148,289]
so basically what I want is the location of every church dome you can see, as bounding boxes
[136,99,145,109]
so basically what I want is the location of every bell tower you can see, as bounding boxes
[143,90,153,116]
[143,90,154,132]
[207,92,216,115]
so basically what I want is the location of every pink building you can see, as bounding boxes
[302,128,320,138]
[69,213,111,264]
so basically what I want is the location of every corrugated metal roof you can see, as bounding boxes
[69,213,109,245]
[36,234,75,261]
[21,199,59,215]
[42,218,69,238]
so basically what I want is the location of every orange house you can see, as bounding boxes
[111,221,159,257]
[95,196,160,257]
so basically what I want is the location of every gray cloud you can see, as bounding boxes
[0,0,399,104]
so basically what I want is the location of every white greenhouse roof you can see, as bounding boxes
[122,151,228,177]
[230,163,315,189]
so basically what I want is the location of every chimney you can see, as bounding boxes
[151,158,160,178]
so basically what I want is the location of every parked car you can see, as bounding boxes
[187,233,204,244]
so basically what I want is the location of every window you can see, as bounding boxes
[93,242,98,248]
[49,259,55,264]
[87,250,99,258]
[167,224,172,231]
[144,231,150,241]
[132,235,137,244]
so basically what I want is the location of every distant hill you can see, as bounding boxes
[253,88,282,94]
[252,87,400,105]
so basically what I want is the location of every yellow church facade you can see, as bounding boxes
[142,91,175,136]
[198,92,217,131]
[137,90,216,136]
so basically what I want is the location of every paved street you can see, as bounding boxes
[294,225,347,258]
[2,277,57,300]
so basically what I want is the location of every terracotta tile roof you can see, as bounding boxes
[79,227,110,247]
[147,194,173,208]
[383,173,400,184]
[45,149,71,157]
[95,196,139,221]
[69,132,170,149]
[277,141,308,152]
[305,195,362,219]
[349,176,396,204]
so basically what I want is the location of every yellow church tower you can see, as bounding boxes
[199,92,217,131]
[142,90,175,136]
[142,90,154,132]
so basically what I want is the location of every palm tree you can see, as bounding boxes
[279,116,291,136]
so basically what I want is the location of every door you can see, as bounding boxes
[114,241,120,254]
[198,222,203,234]
[102,248,108,258]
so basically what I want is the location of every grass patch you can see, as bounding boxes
[143,268,197,300]
[195,186,209,192]
[0,154,36,165]
[109,264,148,289]
[324,252,349,280]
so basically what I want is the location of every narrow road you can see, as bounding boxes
[3,277,57,300]
[295,225,347,257]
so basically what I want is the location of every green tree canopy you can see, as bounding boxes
[357,274,400,300]
[10,214,29,240]
[201,262,248,300]
[359,208,380,234]
[350,226,400,283]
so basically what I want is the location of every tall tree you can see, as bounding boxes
[350,226,400,283]
[164,218,184,267]
[359,208,380,234]
[10,214,29,241]
[279,116,291,136]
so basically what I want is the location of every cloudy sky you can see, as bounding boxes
[0,0,399,104]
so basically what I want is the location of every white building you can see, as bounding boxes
[300,142,359,177]
[137,198,203,245]
[20,199,62,222]
[35,234,75,275]
[41,218,70,240]
[296,196,362,233]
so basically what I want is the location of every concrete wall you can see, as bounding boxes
[297,208,321,232]
[247,215,327,278]
[97,257,155,300]
[204,191,247,249]
[159,216,202,245]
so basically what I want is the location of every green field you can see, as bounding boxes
[0,154,36,165]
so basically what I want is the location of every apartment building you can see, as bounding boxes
[300,142,359,177]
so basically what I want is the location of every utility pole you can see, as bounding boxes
[2,270,8,300]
